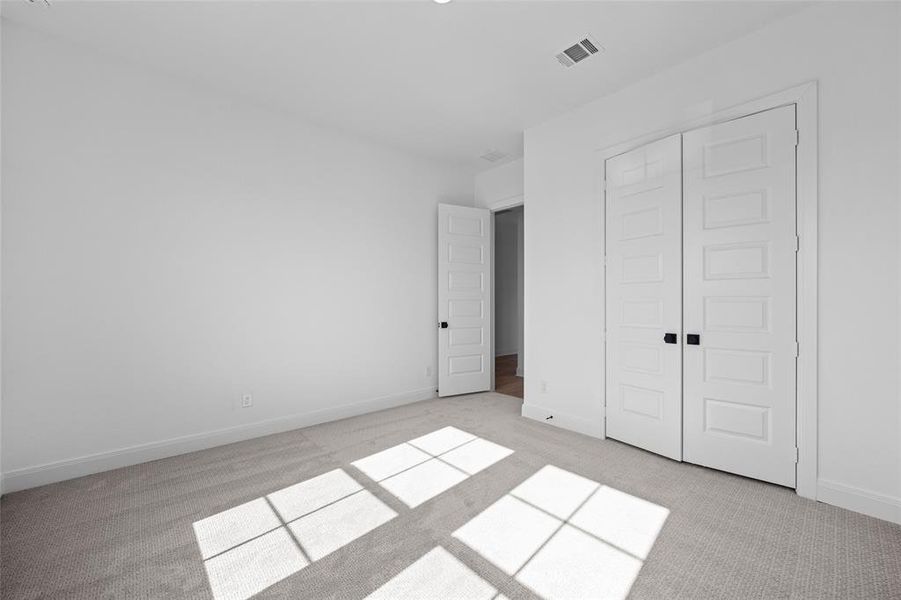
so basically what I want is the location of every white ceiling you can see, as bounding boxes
[3,1,808,171]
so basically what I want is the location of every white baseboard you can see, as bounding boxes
[1,386,437,494]
[520,406,901,525]
[521,402,604,439]
[817,479,901,525]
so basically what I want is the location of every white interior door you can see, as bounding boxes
[605,134,683,461]
[438,204,491,397]
[682,105,797,487]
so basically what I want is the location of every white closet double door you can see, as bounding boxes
[605,106,798,488]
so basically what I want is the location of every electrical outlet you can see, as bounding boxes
[241,394,253,408]
[425,366,433,378]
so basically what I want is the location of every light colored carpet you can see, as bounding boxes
[2,392,900,599]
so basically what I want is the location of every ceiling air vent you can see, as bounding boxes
[556,34,604,68]
[480,150,507,163]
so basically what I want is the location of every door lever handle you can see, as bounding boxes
[439,321,448,329]
[687,333,700,345]
[663,333,677,344]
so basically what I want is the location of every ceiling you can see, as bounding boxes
[3,1,808,171]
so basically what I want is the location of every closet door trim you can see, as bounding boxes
[598,81,818,500]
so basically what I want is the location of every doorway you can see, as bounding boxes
[436,203,520,399]
[494,206,524,399]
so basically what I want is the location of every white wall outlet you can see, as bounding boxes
[425,366,432,378]
[540,381,548,393]
[241,394,253,408]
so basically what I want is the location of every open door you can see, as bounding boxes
[438,204,491,397]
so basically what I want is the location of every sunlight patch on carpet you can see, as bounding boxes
[452,464,669,600]
[352,426,514,507]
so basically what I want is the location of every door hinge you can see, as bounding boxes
[794,341,800,357]
[794,447,799,463]
[794,235,800,253]
[602,179,607,192]
[794,130,800,147]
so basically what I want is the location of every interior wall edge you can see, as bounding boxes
[527,403,901,526]
[0,386,437,494]
[816,478,901,525]
[521,402,604,439]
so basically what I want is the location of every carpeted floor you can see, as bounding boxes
[2,392,900,600]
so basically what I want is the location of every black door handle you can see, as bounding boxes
[439,321,448,329]
[663,333,677,344]
[687,334,700,345]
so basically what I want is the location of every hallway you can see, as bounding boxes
[495,354,523,399]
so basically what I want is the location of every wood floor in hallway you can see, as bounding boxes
[495,354,523,399]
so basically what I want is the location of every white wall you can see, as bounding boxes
[524,3,900,522]
[475,158,523,210]
[494,207,522,357]
[0,5,4,498]
[0,23,473,490]
[476,161,526,378]
[516,207,524,377]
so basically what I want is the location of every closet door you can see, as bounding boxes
[682,106,797,487]
[605,134,682,461]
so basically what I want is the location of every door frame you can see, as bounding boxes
[486,194,525,392]
[596,81,819,500]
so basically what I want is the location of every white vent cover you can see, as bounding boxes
[555,34,604,68]
[480,150,507,163]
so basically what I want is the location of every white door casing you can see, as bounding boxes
[438,204,492,397]
[682,105,798,487]
[605,134,683,461]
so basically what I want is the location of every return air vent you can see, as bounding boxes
[555,34,604,68]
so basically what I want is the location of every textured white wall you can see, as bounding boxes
[524,3,900,521]
[1,23,473,488]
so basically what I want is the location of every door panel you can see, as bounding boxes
[438,204,491,397]
[605,134,682,461]
[682,106,797,487]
